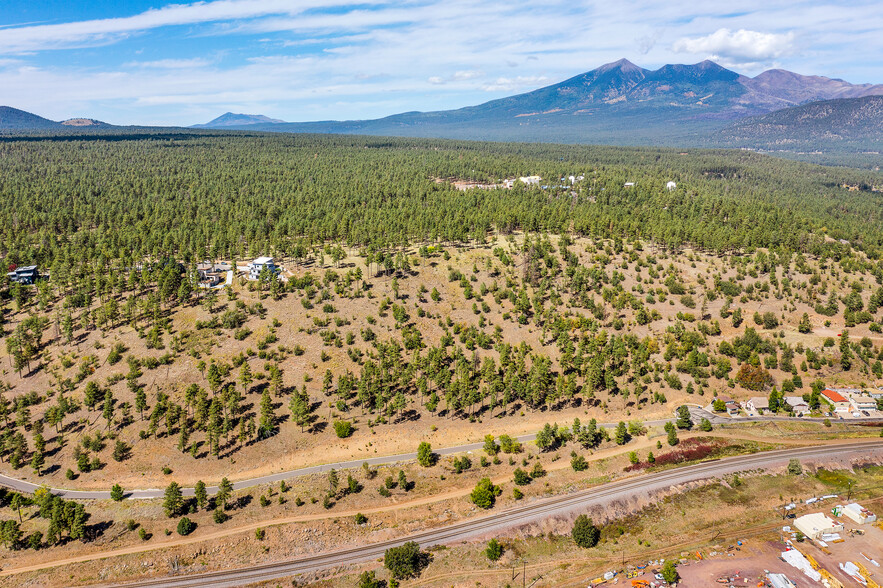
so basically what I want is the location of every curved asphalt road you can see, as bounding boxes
[0,416,684,499]
[98,440,883,588]
[0,409,877,499]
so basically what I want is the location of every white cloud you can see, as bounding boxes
[671,28,795,62]
[482,75,549,92]
[125,58,212,69]
[0,0,371,53]
[3,0,883,124]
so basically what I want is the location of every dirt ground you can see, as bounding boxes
[676,543,821,587]
[2,235,882,491]
[799,515,883,587]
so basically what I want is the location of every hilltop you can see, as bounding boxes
[716,95,883,152]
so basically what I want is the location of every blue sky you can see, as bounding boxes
[0,0,880,125]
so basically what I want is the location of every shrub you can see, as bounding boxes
[572,515,600,548]
[333,420,353,438]
[571,453,588,472]
[513,468,531,485]
[176,517,194,536]
[470,477,502,509]
[384,541,423,580]
[485,538,504,561]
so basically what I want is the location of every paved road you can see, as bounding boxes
[99,440,883,588]
[0,409,877,499]
[0,417,681,500]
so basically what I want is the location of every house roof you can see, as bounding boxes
[822,389,848,403]
[253,256,274,265]
[785,396,808,407]
[748,396,769,408]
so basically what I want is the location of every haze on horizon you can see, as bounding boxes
[0,0,881,126]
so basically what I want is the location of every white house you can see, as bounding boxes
[249,257,278,280]
[666,181,677,191]
[784,396,809,414]
[519,175,541,186]
[746,397,769,412]
[849,394,876,412]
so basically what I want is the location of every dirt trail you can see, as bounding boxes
[0,432,824,578]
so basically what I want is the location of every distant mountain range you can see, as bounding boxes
[2,59,883,152]
[190,59,883,148]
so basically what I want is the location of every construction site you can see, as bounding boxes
[587,500,882,588]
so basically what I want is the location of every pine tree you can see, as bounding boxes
[102,388,114,430]
[194,481,207,509]
[259,389,275,437]
[163,482,183,517]
[216,477,233,510]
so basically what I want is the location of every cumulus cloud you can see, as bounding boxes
[671,28,795,62]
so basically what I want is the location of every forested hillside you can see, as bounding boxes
[0,131,881,270]
[0,132,882,568]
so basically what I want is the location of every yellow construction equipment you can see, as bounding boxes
[857,562,880,588]
[797,549,820,571]
[819,568,845,588]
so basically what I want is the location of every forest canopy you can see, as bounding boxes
[0,130,881,269]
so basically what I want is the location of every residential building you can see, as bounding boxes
[746,397,769,412]
[249,257,278,281]
[6,265,39,285]
[519,175,541,186]
[848,394,876,412]
[784,396,809,414]
[821,389,850,413]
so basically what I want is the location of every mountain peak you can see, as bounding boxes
[598,58,641,72]
[194,112,286,128]
[0,105,62,130]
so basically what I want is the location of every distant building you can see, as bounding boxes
[821,389,850,413]
[849,394,876,412]
[666,181,677,191]
[196,262,231,272]
[746,397,769,412]
[249,257,278,281]
[198,269,224,288]
[624,182,635,188]
[784,396,809,414]
[519,175,541,186]
[7,265,38,285]
[843,503,877,524]
[793,512,843,540]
